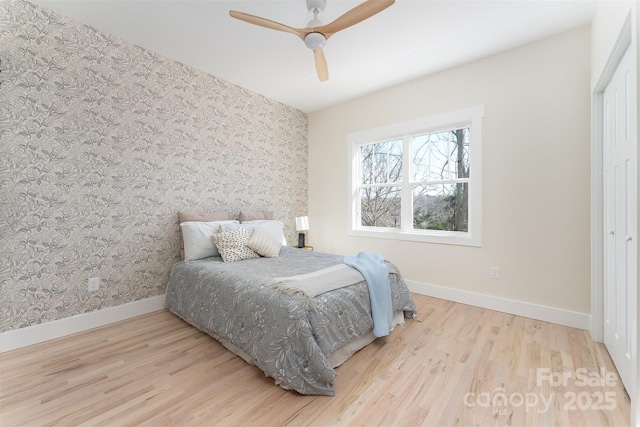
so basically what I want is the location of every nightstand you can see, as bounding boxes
[294,246,313,251]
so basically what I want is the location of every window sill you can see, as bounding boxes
[348,228,481,247]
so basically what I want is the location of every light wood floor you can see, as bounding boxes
[0,294,630,426]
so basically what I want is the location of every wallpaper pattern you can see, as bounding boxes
[0,0,308,333]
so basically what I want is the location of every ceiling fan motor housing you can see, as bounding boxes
[306,0,327,14]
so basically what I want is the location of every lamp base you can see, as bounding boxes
[298,233,305,248]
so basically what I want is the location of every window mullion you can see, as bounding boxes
[401,135,412,231]
[412,178,470,186]
[354,143,362,229]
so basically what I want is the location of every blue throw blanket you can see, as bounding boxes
[343,252,393,337]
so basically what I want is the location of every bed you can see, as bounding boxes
[165,212,417,396]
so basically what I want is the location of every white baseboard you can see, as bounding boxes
[407,280,591,330]
[1,284,590,353]
[0,295,166,353]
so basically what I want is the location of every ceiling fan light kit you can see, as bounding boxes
[304,33,326,50]
[229,0,395,82]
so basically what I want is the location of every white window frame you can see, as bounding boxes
[347,105,484,247]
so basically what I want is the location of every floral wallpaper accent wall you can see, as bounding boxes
[0,1,308,333]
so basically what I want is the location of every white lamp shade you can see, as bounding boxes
[295,216,309,231]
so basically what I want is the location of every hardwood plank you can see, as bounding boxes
[0,294,630,426]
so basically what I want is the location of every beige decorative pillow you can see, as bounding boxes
[246,228,281,258]
[210,227,260,262]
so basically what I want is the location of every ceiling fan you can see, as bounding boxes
[229,0,395,82]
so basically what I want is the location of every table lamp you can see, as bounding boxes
[295,216,309,248]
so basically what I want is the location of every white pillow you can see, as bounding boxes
[246,228,281,258]
[238,220,287,246]
[180,220,239,260]
[211,227,260,262]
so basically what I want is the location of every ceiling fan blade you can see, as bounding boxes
[314,49,329,82]
[318,0,395,39]
[229,10,306,39]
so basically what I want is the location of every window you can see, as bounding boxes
[347,105,484,246]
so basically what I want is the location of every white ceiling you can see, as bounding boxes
[32,0,597,113]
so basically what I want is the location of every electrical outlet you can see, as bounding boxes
[88,277,100,291]
[490,267,500,279]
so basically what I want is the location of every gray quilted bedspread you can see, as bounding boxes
[165,246,417,396]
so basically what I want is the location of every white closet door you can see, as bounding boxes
[603,45,636,395]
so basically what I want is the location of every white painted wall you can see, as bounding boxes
[308,27,591,316]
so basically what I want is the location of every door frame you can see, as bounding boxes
[590,9,637,421]
[591,11,632,342]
